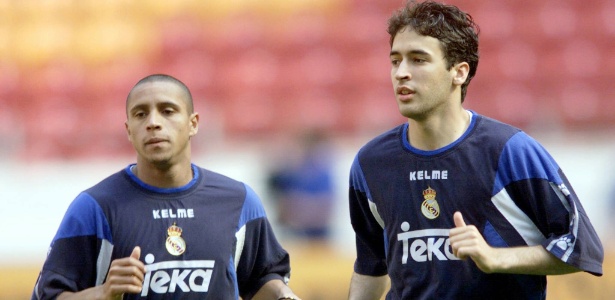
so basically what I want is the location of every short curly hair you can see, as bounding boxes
[387,0,480,102]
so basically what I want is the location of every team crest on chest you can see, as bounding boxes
[420,186,440,219]
[165,222,186,256]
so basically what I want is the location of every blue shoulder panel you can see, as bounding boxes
[237,183,266,229]
[53,193,113,244]
[350,154,372,200]
[493,132,562,195]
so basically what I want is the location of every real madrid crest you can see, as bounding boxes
[421,186,440,219]
[165,222,186,256]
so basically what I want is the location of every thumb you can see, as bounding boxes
[453,211,466,227]
[130,246,141,260]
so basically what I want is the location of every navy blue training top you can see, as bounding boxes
[32,164,290,299]
[349,112,603,300]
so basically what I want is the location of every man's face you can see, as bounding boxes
[390,27,458,120]
[125,80,198,167]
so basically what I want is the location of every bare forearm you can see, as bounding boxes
[348,272,388,300]
[450,214,581,276]
[57,287,114,300]
[487,245,580,275]
[252,279,300,300]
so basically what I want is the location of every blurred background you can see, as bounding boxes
[1,0,614,299]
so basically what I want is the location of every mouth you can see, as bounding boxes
[396,86,415,101]
[397,86,415,95]
[145,138,168,146]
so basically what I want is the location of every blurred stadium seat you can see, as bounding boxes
[1,0,613,159]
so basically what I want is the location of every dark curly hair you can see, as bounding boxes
[387,0,479,102]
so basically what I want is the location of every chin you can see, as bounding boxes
[397,105,417,117]
[398,108,428,121]
[145,155,173,166]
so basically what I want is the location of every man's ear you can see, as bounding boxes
[189,112,199,137]
[125,121,131,141]
[452,62,470,86]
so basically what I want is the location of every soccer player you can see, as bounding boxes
[31,74,301,300]
[347,1,603,299]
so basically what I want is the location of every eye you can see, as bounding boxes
[413,57,427,63]
[162,108,176,115]
[133,111,146,118]
[391,58,401,66]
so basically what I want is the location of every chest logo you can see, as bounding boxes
[166,222,186,256]
[421,186,440,219]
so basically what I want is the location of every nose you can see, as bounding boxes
[146,111,162,130]
[395,61,411,81]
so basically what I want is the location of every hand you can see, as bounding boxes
[102,246,146,299]
[251,279,301,300]
[56,246,146,300]
[449,212,497,273]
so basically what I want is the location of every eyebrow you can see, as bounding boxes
[390,49,431,57]
[128,103,148,114]
[128,101,182,114]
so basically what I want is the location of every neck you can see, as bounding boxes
[407,108,471,151]
[133,161,193,188]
